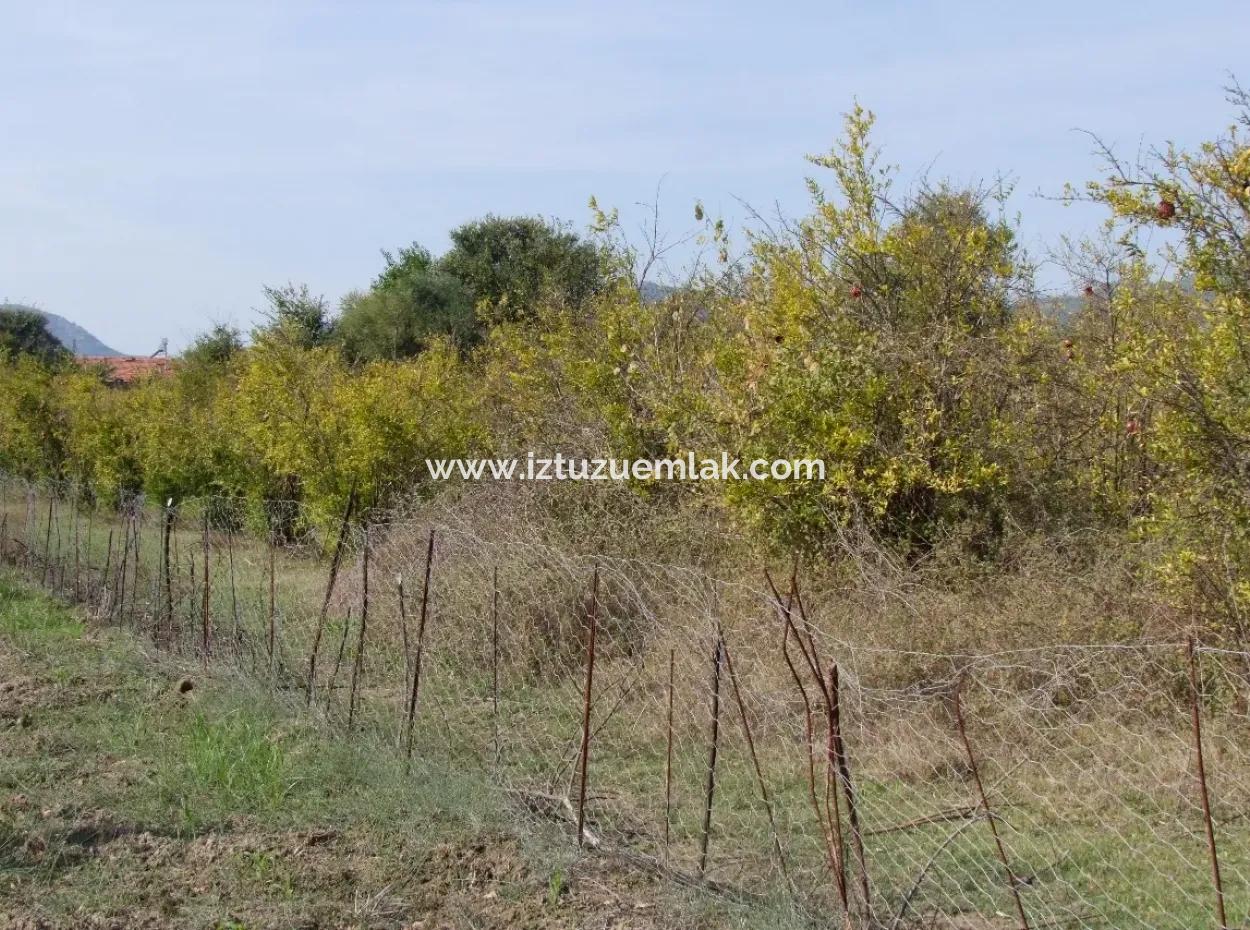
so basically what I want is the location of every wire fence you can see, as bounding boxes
[1,476,1247,929]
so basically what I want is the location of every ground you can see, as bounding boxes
[0,575,765,930]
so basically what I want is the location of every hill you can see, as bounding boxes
[0,303,121,356]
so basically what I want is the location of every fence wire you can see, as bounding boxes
[1,477,1247,929]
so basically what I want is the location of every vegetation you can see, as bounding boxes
[3,91,1250,647]
[0,574,773,929]
[0,307,69,366]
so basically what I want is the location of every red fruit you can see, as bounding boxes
[1156,199,1176,220]
[849,285,863,299]
[1084,285,1095,297]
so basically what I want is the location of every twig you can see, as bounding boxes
[722,638,790,883]
[953,675,1031,930]
[306,485,358,704]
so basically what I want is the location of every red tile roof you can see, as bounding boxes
[80,356,175,385]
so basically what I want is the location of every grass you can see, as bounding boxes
[0,571,827,929]
[4,488,1250,929]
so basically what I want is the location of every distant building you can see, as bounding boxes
[80,355,175,386]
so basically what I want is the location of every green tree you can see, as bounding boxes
[719,106,1030,553]
[0,307,70,366]
[253,284,334,349]
[336,244,475,361]
[440,215,604,327]
[1083,84,1250,641]
[181,323,244,368]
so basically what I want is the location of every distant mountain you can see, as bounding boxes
[0,304,121,356]
[639,280,676,303]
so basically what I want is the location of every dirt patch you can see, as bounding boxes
[1,816,695,929]
[0,597,728,930]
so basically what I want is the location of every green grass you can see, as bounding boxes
[5,493,1250,930]
[0,572,508,926]
[0,571,820,929]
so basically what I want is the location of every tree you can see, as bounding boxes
[440,215,604,327]
[719,106,1030,553]
[0,307,70,366]
[336,244,475,361]
[253,283,334,349]
[181,323,244,369]
[1082,83,1250,642]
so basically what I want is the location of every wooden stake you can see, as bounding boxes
[404,529,435,760]
[101,529,115,614]
[161,501,174,643]
[664,646,675,864]
[347,524,370,730]
[113,514,131,622]
[226,527,240,653]
[41,495,53,586]
[1187,638,1229,930]
[576,566,599,848]
[325,608,353,711]
[200,513,212,659]
[491,565,500,769]
[306,486,357,704]
[830,663,871,919]
[724,639,789,882]
[697,629,724,877]
[267,538,277,675]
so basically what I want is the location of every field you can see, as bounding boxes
[2,482,1249,929]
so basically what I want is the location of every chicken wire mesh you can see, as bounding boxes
[2,475,1247,929]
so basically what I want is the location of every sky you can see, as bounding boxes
[1,1,1247,355]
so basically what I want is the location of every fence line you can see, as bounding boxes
[1,476,1247,929]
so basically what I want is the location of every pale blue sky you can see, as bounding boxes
[2,1,1246,354]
